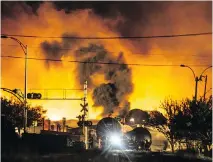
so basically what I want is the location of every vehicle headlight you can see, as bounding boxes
[109,134,122,146]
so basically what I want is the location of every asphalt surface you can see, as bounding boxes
[2,150,212,162]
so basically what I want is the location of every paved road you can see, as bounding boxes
[2,150,212,162]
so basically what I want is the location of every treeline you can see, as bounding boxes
[1,97,46,154]
[144,96,212,156]
[1,96,212,157]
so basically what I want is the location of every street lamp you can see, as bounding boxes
[1,88,24,104]
[1,35,28,132]
[180,64,212,101]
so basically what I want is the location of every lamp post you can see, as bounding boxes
[1,35,28,133]
[180,64,212,101]
[1,88,24,104]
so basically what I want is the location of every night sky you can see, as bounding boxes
[1,1,212,119]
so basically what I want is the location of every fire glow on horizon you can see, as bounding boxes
[1,2,212,120]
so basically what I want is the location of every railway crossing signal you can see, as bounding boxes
[80,103,88,115]
[77,102,93,127]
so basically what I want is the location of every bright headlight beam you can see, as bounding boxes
[109,134,122,146]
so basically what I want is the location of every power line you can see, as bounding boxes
[1,44,74,51]
[2,53,211,66]
[1,55,211,67]
[1,44,211,58]
[1,32,212,40]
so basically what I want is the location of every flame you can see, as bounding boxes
[1,2,212,120]
[49,114,61,121]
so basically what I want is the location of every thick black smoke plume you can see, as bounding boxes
[40,33,78,68]
[93,83,119,114]
[119,101,131,118]
[40,35,133,115]
[40,40,63,68]
[75,44,133,115]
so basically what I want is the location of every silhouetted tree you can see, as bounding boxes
[175,96,212,155]
[1,97,46,134]
[190,96,212,151]
[162,95,212,156]
[149,98,181,153]
[149,95,212,154]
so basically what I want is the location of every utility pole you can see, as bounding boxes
[203,75,207,100]
[194,76,199,101]
[180,65,212,102]
[24,45,28,133]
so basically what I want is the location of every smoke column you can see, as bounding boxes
[1,2,212,119]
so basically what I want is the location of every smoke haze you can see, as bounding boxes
[1,1,212,119]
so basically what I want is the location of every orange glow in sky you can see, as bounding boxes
[1,2,212,120]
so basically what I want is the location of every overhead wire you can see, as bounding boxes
[1,32,212,39]
[2,52,212,65]
[1,44,211,58]
[1,55,211,67]
[1,32,211,66]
